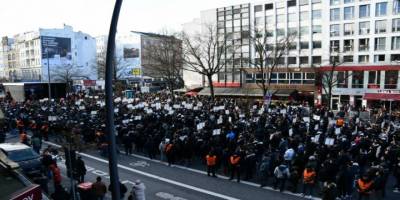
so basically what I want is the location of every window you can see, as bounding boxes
[344,7,354,20]
[313,41,321,48]
[330,56,340,64]
[359,4,370,18]
[304,73,315,84]
[300,11,309,21]
[394,0,400,14]
[312,25,321,34]
[337,71,349,88]
[330,24,340,36]
[287,0,296,7]
[299,0,309,5]
[330,40,340,52]
[288,27,297,35]
[277,28,285,36]
[344,0,354,3]
[278,73,288,84]
[385,71,398,89]
[312,0,321,3]
[391,54,400,62]
[344,23,354,35]
[359,21,370,34]
[352,71,364,88]
[300,41,309,49]
[393,36,400,50]
[245,73,254,83]
[330,8,340,21]
[374,55,385,62]
[300,26,309,36]
[291,73,302,84]
[300,56,309,64]
[265,15,274,24]
[344,39,354,52]
[393,19,400,32]
[289,42,297,50]
[277,14,285,23]
[254,5,262,12]
[265,3,273,10]
[312,56,321,64]
[376,2,387,16]
[359,55,369,63]
[312,10,321,19]
[375,20,387,33]
[344,56,354,63]
[359,38,369,51]
[288,57,297,64]
[288,13,297,22]
[368,71,381,88]
[375,37,386,50]
[330,0,340,5]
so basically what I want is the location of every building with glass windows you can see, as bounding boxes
[186,0,400,109]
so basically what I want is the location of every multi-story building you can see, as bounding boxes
[96,31,183,89]
[187,0,400,109]
[0,24,97,82]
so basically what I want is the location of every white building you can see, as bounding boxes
[186,0,400,109]
[1,24,97,82]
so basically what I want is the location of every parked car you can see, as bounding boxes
[0,143,41,176]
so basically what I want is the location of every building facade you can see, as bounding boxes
[187,0,400,109]
[96,31,183,89]
[0,24,97,82]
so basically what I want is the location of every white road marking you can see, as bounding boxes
[156,192,188,200]
[43,141,240,200]
[44,141,319,200]
[129,160,150,167]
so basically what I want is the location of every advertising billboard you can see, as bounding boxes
[118,41,142,79]
[41,36,72,60]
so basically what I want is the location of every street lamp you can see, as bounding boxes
[46,47,52,101]
[105,0,123,199]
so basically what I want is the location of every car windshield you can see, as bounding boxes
[7,148,39,162]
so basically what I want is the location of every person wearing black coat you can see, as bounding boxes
[108,182,128,200]
[75,156,87,183]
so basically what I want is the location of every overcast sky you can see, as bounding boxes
[0,0,251,37]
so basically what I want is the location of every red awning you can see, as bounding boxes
[319,65,400,72]
[363,93,400,101]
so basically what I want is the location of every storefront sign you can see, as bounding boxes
[377,89,400,94]
[11,185,42,200]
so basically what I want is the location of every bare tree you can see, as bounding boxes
[181,24,230,100]
[95,48,129,80]
[142,33,184,95]
[51,64,89,93]
[316,52,351,109]
[251,28,296,97]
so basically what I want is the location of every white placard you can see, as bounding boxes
[122,119,129,124]
[114,97,121,103]
[225,110,230,115]
[114,108,119,113]
[313,115,320,121]
[94,96,99,99]
[312,134,320,143]
[217,117,223,124]
[303,117,310,123]
[173,104,180,109]
[335,128,341,135]
[79,106,85,110]
[156,103,161,110]
[314,124,319,131]
[197,102,203,107]
[91,111,97,115]
[228,117,232,122]
[329,119,336,125]
[253,105,257,110]
[168,110,174,115]
[134,116,142,120]
[239,114,245,118]
[325,138,335,146]
[280,109,286,114]
[213,129,221,136]
[75,101,81,106]
[289,128,293,136]
[41,107,47,111]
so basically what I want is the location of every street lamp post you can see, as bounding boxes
[105,0,123,199]
[46,48,52,101]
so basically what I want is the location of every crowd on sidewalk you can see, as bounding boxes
[1,91,400,199]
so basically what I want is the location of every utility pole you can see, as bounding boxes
[46,48,52,101]
[105,0,123,199]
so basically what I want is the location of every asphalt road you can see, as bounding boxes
[47,140,305,200]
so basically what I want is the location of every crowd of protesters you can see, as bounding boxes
[1,90,400,199]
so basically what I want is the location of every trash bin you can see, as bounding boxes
[78,182,95,200]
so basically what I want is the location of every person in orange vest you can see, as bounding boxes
[19,131,29,145]
[229,152,241,182]
[302,166,316,198]
[356,175,374,200]
[336,118,344,127]
[206,151,217,177]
